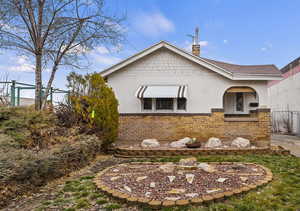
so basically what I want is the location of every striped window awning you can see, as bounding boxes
[135,85,187,98]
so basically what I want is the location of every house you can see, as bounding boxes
[268,56,300,134]
[101,36,282,147]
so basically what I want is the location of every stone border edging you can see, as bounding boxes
[93,162,273,208]
[111,147,291,158]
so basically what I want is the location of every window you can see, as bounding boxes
[177,98,186,110]
[156,98,173,110]
[236,93,244,112]
[143,98,152,110]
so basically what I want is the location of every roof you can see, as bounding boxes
[101,41,282,81]
[280,56,300,74]
[201,58,281,75]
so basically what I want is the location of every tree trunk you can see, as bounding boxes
[42,64,58,109]
[35,54,42,110]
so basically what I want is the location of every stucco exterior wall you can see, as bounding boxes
[268,68,300,111]
[106,48,269,113]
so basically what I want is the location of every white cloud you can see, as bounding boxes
[134,11,175,37]
[200,41,209,47]
[223,39,228,44]
[7,55,35,72]
[260,42,273,52]
[95,46,109,54]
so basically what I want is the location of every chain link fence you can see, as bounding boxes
[272,111,300,135]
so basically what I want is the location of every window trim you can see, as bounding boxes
[141,98,187,113]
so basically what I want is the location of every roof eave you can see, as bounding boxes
[232,74,283,80]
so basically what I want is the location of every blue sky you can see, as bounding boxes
[0,0,299,100]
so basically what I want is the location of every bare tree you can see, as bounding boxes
[0,74,10,106]
[0,0,125,110]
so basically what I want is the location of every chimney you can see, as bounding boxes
[192,27,200,56]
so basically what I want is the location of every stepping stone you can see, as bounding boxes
[150,182,156,188]
[217,178,227,183]
[136,176,148,182]
[185,174,195,184]
[168,188,186,194]
[124,185,132,193]
[167,176,176,182]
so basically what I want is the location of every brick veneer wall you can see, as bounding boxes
[118,109,271,147]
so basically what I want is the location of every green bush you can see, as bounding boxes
[67,72,119,149]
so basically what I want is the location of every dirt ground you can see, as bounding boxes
[271,134,300,157]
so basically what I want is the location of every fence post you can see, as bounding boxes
[17,87,20,106]
[10,80,16,106]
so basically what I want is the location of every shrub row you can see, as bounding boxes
[0,135,102,208]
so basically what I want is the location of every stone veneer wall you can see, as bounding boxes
[118,109,271,147]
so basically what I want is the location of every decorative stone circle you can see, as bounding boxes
[94,161,272,207]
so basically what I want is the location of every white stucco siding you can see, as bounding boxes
[105,48,269,113]
[269,71,300,111]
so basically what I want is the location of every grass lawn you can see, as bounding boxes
[36,154,300,211]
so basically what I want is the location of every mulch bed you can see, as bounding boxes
[94,162,273,207]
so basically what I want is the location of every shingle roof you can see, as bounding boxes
[200,57,281,75]
[101,40,282,80]
[280,56,300,74]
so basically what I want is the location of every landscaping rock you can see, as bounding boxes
[179,157,197,166]
[165,197,181,201]
[198,163,216,173]
[141,139,160,148]
[136,176,147,182]
[206,188,222,193]
[185,174,195,184]
[240,176,248,182]
[231,137,250,148]
[145,192,151,197]
[169,137,192,148]
[185,193,198,198]
[159,163,175,173]
[217,178,227,183]
[124,185,132,192]
[110,176,120,181]
[168,188,186,194]
[150,182,156,188]
[205,137,222,148]
[167,176,176,182]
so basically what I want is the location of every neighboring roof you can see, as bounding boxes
[101,41,282,81]
[280,56,300,74]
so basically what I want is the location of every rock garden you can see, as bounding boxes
[94,157,272,207]
[140,136,253,149]
[114,136,290,158]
